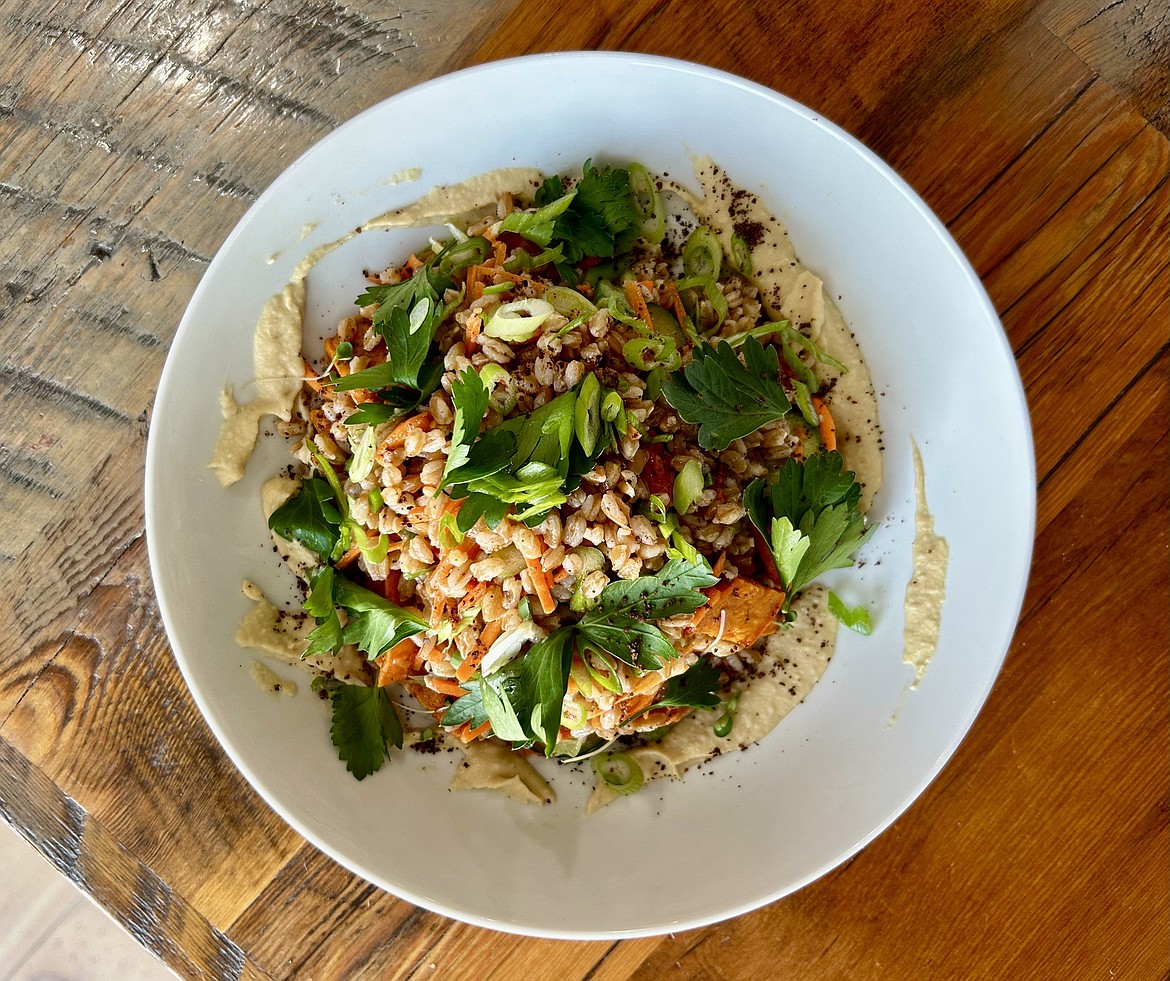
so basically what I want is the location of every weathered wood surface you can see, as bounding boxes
[0,0,1166,977]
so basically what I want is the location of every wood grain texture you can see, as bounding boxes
[0,0,1166,977]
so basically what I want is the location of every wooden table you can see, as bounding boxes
[1,0,1166,977]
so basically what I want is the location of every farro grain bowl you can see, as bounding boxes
[223,156,885,808]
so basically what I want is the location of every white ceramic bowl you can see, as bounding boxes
[145,52,1034,938]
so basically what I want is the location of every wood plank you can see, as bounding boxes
[0,0,1165,975]
[949,86,1168,480]
[1040,0,1170,133]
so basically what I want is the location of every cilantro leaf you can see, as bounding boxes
[745,451,877,611]
[439,367,489,490]
[326,682,403,780]
[267,477,341,560]
[661,336,791,451]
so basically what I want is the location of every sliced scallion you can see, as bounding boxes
[483,297,555,342]
[622,336,680,371]
[478,363,517,414]
[628,162,665,245]
[544,285,598,321]
[673,459,704,515]
[346,425,377,482]
[592,752,645,795]
[682,224,723,280]
[730,232,753,274]
[828,592,873,635]
[574,373,602,456]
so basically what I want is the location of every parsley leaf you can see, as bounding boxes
[333,577,427,659]
[439,367,489,490]
[661,336,791,451]
[333,303,437,393]
[326,682,403,780]
[533,161,640,265]
[745,451,877,612]
[342,403,401,427]
[454,492,510,534]
[267,477,341,560]
[498,190,578,247]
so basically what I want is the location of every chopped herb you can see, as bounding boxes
[661,336,791,451]
[744,451,877,612]
[439,366,489,490]
[828,592,873,635]
[325,681,403,780]
[267,477,341,560]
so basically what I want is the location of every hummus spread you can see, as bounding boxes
[903,441,949,685]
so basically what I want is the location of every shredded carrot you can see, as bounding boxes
[334,544,363,570]
[376,638,418,687]
[451,718,492,743]
[404,254,424,272]
[479,618,504,650]
[712,551,727,578]
[403,681,449,712]
[428,675,467,699]
[493,240,507,266]
[381,412,432,451]
[662,279,689,334]
[812,395,837,451]
[380,569,402,604]
[455,619,504,683]
[525,553,557,615]
[458,581,489,612]
[624,278,653,331]
[619,692,655,721]
[466,264,482,302]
